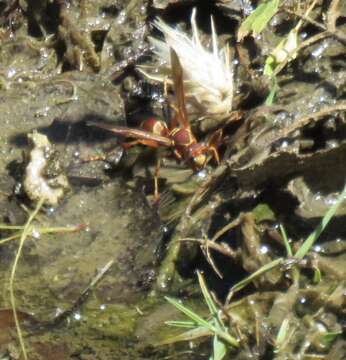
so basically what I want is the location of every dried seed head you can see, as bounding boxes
[139,8,234,117]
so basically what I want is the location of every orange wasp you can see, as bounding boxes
[89,49,222,172]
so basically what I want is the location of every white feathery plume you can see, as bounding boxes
[139,8,234,117]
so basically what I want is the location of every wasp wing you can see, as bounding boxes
[88,122,173,147]
[170,48,190,130]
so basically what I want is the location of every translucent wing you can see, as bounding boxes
[170,48,190,130]
[88,122,173,147]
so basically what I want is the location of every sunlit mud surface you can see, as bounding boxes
[0,0,345,359]
[0,1,167,358]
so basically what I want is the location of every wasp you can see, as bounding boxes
[89,49,222,172]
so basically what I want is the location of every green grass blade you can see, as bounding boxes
[295,183,346,259]
[211,335,227,360]
[312,266,322,283]
[197,272,228,333]
[318,331,342,347]
[274,318,290,353]
[238,0,280,41]
[265,77,278,105]
[165,320,196,328]
[279,224,292,256]
[230,258,283,294]
[197,272,219,319]
[165,297,238,347]
[165,296,213,329]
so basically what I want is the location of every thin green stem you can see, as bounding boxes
[0,233,21,245]
[9,198,44,360]
[0,225,25,230]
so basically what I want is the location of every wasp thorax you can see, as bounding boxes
[141,118,169,136]
[171,128,195,146]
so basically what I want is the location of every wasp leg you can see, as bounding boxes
[207,129,223,164]
[173,148,183,162]
[122,139,162,150]
[154,155,161,202]
[208,146,220,164]
[84,138,162,163]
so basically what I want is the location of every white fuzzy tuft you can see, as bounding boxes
[141,9,234,116]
